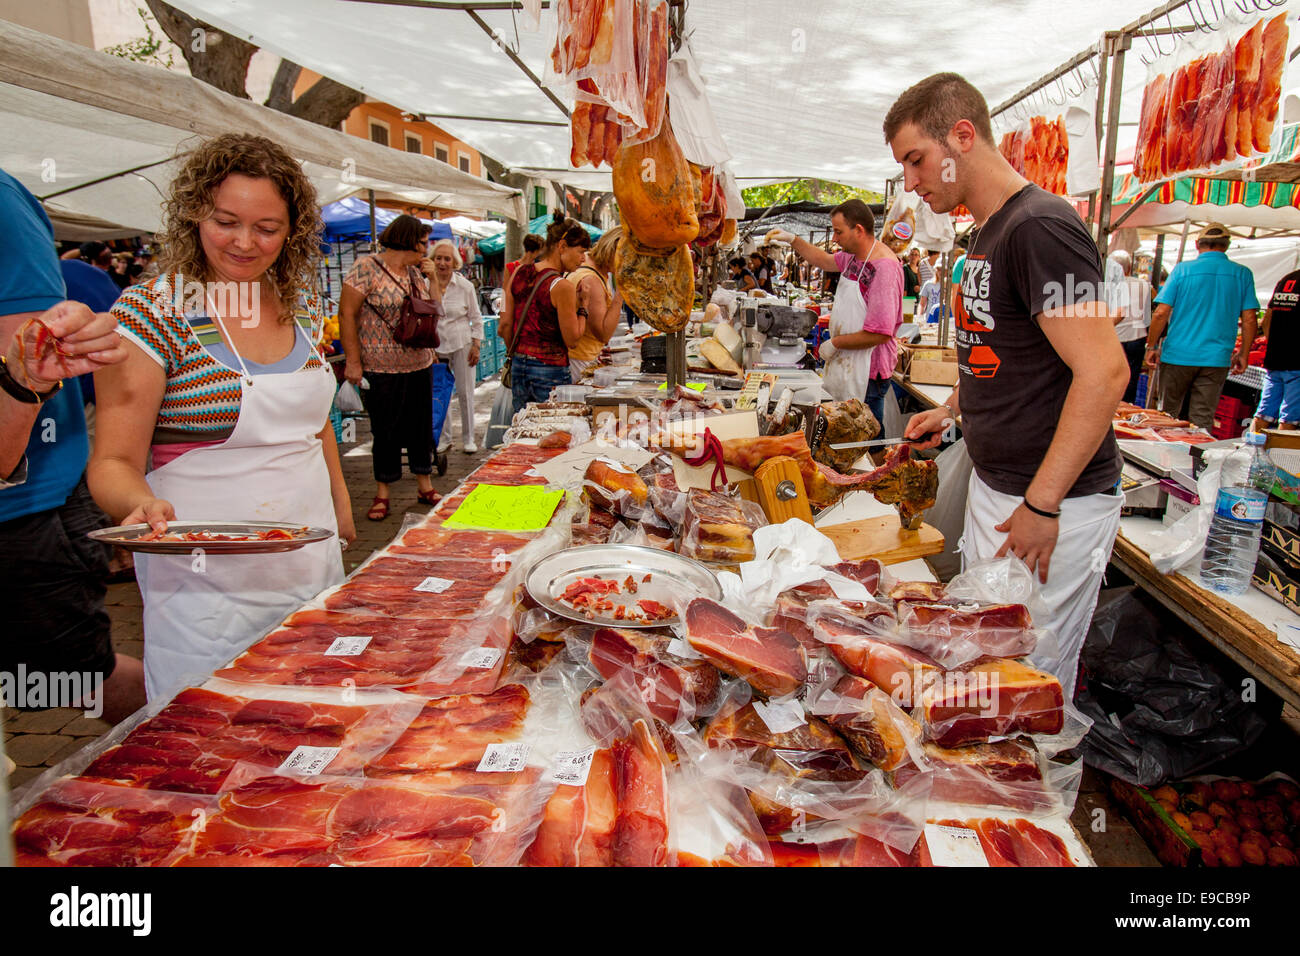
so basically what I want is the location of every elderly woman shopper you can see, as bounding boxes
[565,226,624,383]
[338,214,442,521]
[500,214,590,414]
[89,133,354,699]
[422,238,483,453]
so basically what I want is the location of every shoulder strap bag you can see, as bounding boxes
[367,257,443,351]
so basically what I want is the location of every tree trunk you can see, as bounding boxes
[481,155,530,264]
[145,0,255,98]
[286,76,365,129]
[264,59,301,112]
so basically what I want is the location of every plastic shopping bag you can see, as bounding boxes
[335,381,364,415]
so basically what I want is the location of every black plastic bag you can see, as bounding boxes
[1075,586,1274,787]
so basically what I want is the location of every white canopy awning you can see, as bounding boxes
[0,18,525,238]
[166,0,1161,189]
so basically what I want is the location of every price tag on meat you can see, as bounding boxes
[414,576,455,594]
[476,742,531,773]
[457,647,504,670]
[278,746,342,777]
[923,824,989,867]
[752,698,807,734]
[548,747,597,786]
[324,635,372,656]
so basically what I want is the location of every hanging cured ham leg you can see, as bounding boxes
[656,430,938,525]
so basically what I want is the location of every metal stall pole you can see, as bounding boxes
[1096,31,1130,256]
[368,189,378,246]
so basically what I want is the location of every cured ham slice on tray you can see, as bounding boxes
[685,598,807,697]
[12,779,214,867]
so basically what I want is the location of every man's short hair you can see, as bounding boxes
[883,72,995,147]
[831,198,875,236]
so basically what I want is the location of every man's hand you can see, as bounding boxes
[7,302,127,390]
[903,407,951,450]
[1143,346,1159,369]
[1230,349,1249,375]
[766,229,796,244]
[994,504,1058,583]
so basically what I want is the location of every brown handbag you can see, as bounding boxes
[370,257,443,350]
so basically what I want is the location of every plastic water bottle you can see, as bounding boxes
[1199,431,1274,595]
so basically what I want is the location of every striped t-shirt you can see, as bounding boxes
[112,275,327,446]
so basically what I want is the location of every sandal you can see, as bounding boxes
[417,488,441,506]
[367,496,390,521]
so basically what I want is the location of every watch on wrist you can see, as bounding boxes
[0,356,62,404]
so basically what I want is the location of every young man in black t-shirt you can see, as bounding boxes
[1254,268,1300,431]
[884,73,1130,700]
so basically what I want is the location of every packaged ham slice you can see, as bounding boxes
[679,488,766,565]
[915,657,1065,748]
[915,816,1078,867]
[685,597,806,698]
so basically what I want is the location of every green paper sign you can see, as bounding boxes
[441,484,565,532]
[657,381,707,392]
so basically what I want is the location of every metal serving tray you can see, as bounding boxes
[88,521,334,555]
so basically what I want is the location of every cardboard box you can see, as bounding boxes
[1264,430,1300,506]
[1252,540,1300,614]
[1261,521,1300,573]
[905,346,959,386]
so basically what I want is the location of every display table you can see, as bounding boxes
[1113,516,1300,710]
[892,372,950,410]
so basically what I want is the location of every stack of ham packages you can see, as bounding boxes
[11,442,587,866]
[571,453,689,552]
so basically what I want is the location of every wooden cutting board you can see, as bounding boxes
[821,514,944,565]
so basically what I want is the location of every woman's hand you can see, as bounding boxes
[344,358,364,385]
[418,258,437,279]
[122,497,176,533]
[336,504,356,550]
[468,341,481,366]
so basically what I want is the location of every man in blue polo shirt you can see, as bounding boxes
[1146,223,1258,429]
[0,168,143,723]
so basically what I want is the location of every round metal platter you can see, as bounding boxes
[525,544,721,628]
[87,521,335,555]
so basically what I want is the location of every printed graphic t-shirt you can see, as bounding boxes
[956,184,1121,498]
[1264,268,1300,371]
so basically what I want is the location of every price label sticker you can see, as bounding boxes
[549,747,597,786]
[414,576,455,594]
[458,647,504,670]
[324,635,372,656]
[923,823,989,867]
[752,698,807,734]
[278,746,341,777]
[476,742,531,773]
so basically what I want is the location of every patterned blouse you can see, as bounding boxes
[508,263,568,366]
[112,274,327,446]
[344,254,434,374]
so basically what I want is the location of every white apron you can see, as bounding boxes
[136,324,344,699]
[822,244,878,402]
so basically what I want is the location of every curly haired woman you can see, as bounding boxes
[89,133,354,699]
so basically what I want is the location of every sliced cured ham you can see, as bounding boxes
[703,702,864,834]
[523,748,617,866]
[821,674,920,771]
[367,685,530,773]
[613,720,670,866]
[896,601,1036,662]
[892,738,1047,811]
[685,598,806,697]
[917,658,1064,747]
[918,817,1073,867]
[769,832,914,867]
[589,627,721,723]
[681,489,761,564]
[1255,14,1287,152]
[814,613,939,707]
[1236,20,1263,159]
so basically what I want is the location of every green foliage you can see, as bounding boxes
[741,179,884,208]
[102,6,175,68]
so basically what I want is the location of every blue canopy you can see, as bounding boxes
[321,198,453,242]
[476,214,602,256]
